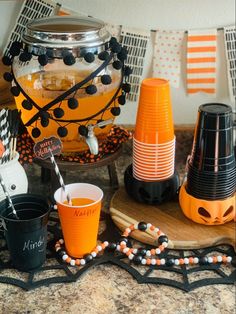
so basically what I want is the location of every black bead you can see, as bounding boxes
[138,222,147,231]
[41,117,49,128]
[68,98,79,109]
[85,84,97,95]
[98,51,110,61]
[158,235,168,245]
[199,256,209,265]
[32,127,41,138]
[137,248,147,256]
[57,249,67,257]
[63,54,76,66]
[106,242,117,252]
[133,255,143,265]
[111,107,121,116]
[53,107,64,118]
[84,52,95,63]
[124,66,132,76]
[38,54,48,66]
[9,45,21,57]
[22,99,33,110]
[101,74,112,85]
[10,86,20,96]
[57,126,68,137]
[3,72,13,82]
[117,48,128,61]
[231,256,236,267]
[2,56,12,66]
[118,94,126,105]
[119,237,129,244]
[166,258,175,267]
[19,52,32,62]
[111,43,122,54]
[84,254,93,263]
[122,83,131,93]
[78,125,88,137]
[112,60,122,70]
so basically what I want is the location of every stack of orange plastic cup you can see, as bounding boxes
[133,78,175,181]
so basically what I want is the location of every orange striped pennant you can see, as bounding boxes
[187,29,217,95]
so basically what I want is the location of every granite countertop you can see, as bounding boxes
[0,136,235,314]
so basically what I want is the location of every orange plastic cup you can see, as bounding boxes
[54,183,103,258]
[134,78,174,144]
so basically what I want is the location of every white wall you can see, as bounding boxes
[0,0,235,125]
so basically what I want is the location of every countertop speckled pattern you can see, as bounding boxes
[0,136,235,314]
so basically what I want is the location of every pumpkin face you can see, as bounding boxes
[179,183,235,225]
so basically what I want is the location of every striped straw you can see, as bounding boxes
[49,149,72,205]
[0,109,11,164]
[0,173,19,219]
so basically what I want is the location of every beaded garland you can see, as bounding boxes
[55,221,235,267]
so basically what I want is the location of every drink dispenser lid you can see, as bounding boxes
[22,15,111,58]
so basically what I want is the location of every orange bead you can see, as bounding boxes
[156,259,161,265]
[179,259,184,265]
[159,245,165,251]
[146,258,151,265]
[213,256,218,263]
[130,224,135,231]
[66,257,71,263]
[151,249,156,255]
[150,226,155,231]
[75,259,81,266]
[189,257,194,264]
[222,256,228,263]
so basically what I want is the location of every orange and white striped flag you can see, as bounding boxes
[187,29,217,95]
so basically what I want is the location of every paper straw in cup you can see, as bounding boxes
[0,173,19,219]
[54,183,103,258]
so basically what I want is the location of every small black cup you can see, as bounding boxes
[0,194,51,271]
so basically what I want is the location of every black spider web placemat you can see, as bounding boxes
[0,211,235,292]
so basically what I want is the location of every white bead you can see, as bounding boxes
[154,227,159,233]
[193,257,199,264]
[160,258,165,265]
[91,252,97,258]
[146,250,151,257]
[59,239,64,244]
[184,258,189,265]
[70,259,75,266]
[62,254,68,261]
[162,242,168,248]
[208,257,213,263]
[227,256,232,263]
[134,223,138,230]
[147,223,152,229]
[103,241,109,247]
[123,248,129,253]
[97,245,102,251]
[120,241,127,246]
[132,248,138,254]
[155,248,161,255]
[53,205,58,210]
[128,254,134,260]
[116,245,121,251]
[151,259,156,265]
[217,256,223,262]
[141,259,147,265]
[55,247,61,252]
[174,259,180,266]
[80,259,86,265]
[125,228,131,234]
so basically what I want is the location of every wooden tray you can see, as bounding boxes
[110,187,235,250]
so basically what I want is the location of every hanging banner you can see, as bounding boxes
[187,29,217,95]
[224,26,236,104]
[120,26,150,101]
[152,30,184,88]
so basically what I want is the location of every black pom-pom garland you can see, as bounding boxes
[32,127,41,138]
[2,56,12,66]
[124,66,132,76]
[85,84,97,95]
[10,86,20,97]
[38,54,49,66]
[19,52,32,62]
[63,54,76,66]
[41,117,49,128]
[53,107,65,119]
[117,47,128,61]
[112,60,123,70]
[109,37,118,46]
[84,52,95,63]
[101,74,112,85]
[110,43,122,54]
[22,99,33,110]
[9,45,21,57]
[57,126,68,137]
[78,125,88,136]
[118,94,126,105]
[3,72,13,82]
[111,107,121,116]
[68,98,79,109]
[98,51,110,61]
[122,83,131,93]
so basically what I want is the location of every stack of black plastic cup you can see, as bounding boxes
[186,103,236,201]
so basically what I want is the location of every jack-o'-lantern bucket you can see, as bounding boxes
[4,16,131,154]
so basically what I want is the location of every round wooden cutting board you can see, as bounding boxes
[110,187,235,250]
